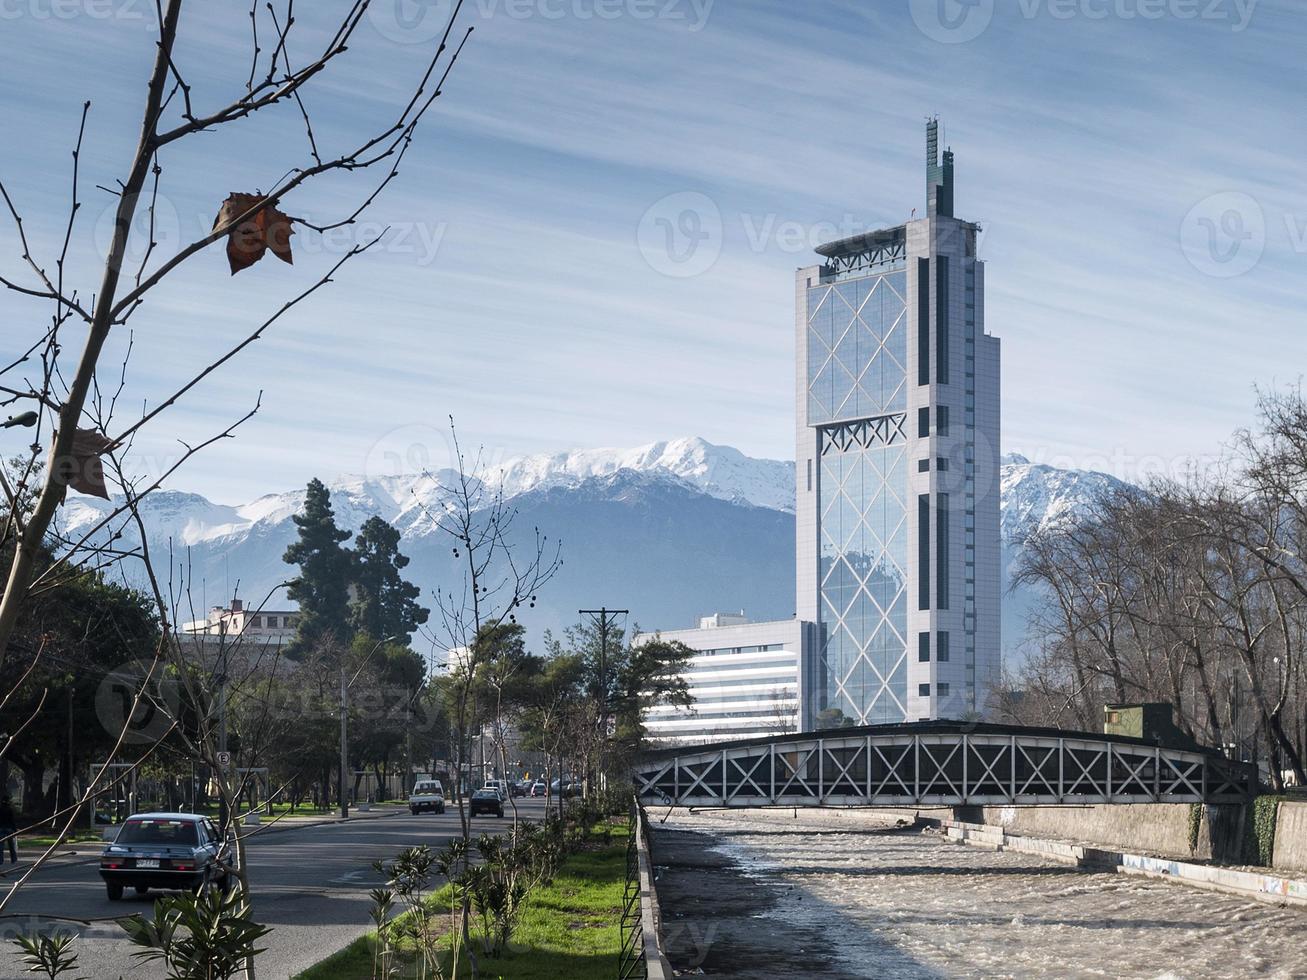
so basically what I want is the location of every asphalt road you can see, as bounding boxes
[0,799,550,980]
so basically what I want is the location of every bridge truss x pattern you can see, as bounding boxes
[633,723,1255,808]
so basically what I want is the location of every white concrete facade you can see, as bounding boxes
[181,599,298,645]
[636,617,814,746]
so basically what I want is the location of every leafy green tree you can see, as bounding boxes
[546,620,693,790]
[814,707,856,730]
[347,635,428,798]
[516,650,584,804]
[5,569,159,816]
[282,478,352,655]
[558,620,692,741]
[470,622,542,708]
[348,516,429,644]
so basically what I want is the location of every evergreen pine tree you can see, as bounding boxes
[283,478,352,654]
[348,515,430,643]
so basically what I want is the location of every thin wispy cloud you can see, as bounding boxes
[1,1,1302,502]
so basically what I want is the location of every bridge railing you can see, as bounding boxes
[618,796,673,980]
[634,724,1256,809]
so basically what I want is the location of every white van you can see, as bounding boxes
[408,779,446,815]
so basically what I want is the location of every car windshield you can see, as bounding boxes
[472,790,497,799]
[115,819,198,846]
[414,784,441,794]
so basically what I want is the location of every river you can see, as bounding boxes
[651,809,1307,979]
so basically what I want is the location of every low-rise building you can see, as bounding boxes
[635,614,815,746]
[181,599,299,645]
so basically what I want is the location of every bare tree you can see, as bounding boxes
[0,2,476,959]
[415,417,561,979]
[1004,390,1307,789]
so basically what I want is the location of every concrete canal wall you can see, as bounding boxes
[1273,801,1307,873]
[978,802,1243,863]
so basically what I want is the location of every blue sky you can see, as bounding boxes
[1,0,1303,502]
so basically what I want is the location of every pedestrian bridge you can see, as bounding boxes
[632,721,1255,808]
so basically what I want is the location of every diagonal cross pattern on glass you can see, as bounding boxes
[818,423,909,725]
[807,271,907,426]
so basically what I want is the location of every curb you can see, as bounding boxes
[940,818,1307,909]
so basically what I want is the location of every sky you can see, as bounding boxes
[1,0,1304,503]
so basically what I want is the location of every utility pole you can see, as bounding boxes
[339,662,349,819]
[579,607,628,794]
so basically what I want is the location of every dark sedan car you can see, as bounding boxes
[469,789,504,818]
[99,813,233,900]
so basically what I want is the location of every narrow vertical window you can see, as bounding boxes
[806,458,812,492]
[917,257,930,386]
[918,407,930,438]
[937,493,950,610]
[918,632,930,662]
[937,405,950,436]
[938,631,950,662]
[918,494,930,610]
[936,256,950,385]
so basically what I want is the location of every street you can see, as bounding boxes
[0,799,550,980]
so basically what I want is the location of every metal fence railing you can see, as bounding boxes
[618,797,672,980]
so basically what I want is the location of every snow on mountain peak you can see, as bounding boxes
[1000,454,1129,545]
[62,437,796,548]
[484,436,794,515]
[61,439,1127,564]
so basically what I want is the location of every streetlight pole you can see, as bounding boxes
[339,634,398,820]
[217,626,230,831]
[404,683,413,797]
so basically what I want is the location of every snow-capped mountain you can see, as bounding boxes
[60,438,1123,658]
[489,437,795,514]
[62,436,794,550]
[1000,453,1131,546]
[997,453,1133,663]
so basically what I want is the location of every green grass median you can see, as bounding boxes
[295,821,628,980]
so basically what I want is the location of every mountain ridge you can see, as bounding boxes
[60,439,1127,654]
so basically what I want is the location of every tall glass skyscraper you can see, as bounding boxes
[796,121,1001,727]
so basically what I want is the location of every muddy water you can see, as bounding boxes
[652,810,1307,979]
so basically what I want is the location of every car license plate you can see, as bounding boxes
[136,858,159,869]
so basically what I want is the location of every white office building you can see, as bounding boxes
[636,615,814,746]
